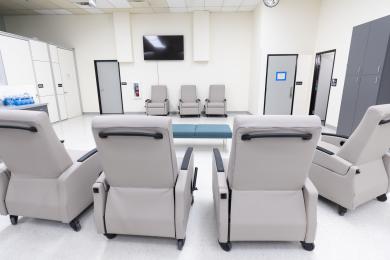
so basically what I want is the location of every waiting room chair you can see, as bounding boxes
[0,110,101,231]
[179,85,201,117]
[212,115,321,251]
[310,104,390,216]
[145,85,169,116]
[91,115,197,250]
[205,84,227,117]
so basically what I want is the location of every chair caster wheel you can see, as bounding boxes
[10,215,18,225]
[69,219,81,232]
[104,234,117,239]
[219,241,232,251]
[377,194,387,202]
[338,205,347,216]
[177,238,185,250]
[301,241,315,251]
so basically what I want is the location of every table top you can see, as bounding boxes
[172,124,232,139]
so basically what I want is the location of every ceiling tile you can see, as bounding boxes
[204,0,223,7]
[221,6,238,11]
[167,0,186,8]
[204,6,220,11]
[188,6,205,11]
[148,0,168,7]
[186,0,204,7]
[107,0,131,8]
[238,4,256,11]
[240,0,258,6]
[223,0,242,7]
[129,2,150,8]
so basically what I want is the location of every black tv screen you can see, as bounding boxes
[143,35,184,61]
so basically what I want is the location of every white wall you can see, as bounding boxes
[249,0,321,115]
[315,0,390,127]
[4,13,252,113]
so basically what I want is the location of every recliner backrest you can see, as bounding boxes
[181,85,197,102]
[227,115,321,191]
[209,84,225,102]
[92,115,178,189]
[0,110,72,178]
[151,85,167,102]
[337,104,390,165]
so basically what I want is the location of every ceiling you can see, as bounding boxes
[0,0,261,15]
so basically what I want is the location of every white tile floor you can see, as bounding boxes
[0,114,390,260]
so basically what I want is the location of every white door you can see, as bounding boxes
[57,94,68,120]
[95,61,123,114]
[29,40,49,61]
[264,55,298,115]
[39,95,59,123]
[34,61,55,96]
[49,45,59,63]
[52,63,64,94]
[58,49,82,118]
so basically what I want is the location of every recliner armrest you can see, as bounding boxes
[302,179,318,243]
[77,148,98,162]
[0,167,10,215]
[316,146,334,155]
[213,148,225,172]
[321,133,348,147]
[93,173,108,234]
[181,147,194,170]
[175,166,192,239]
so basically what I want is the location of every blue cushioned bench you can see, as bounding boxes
[172,124,232,149]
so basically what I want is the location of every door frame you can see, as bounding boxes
[263,54,298,115]
[309,49,336,123]
[94,60,124,114]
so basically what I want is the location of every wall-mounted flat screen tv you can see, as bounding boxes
[143,35,184,61]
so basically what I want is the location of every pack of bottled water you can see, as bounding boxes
[2,93,35,106]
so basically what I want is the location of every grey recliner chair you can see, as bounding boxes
[179,85,201,117]
[205,84,227,117]
[0,110,101,231]
[91,115,197,250]
[212,115,321,251]
[310,104,390,216]
[145,85,169,116]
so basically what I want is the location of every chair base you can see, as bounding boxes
[177,238,186,250]
[69,218,81,232]
[218,241,232,251]
[301,241,315,251]
[104,233,117,239]
[10,215,18,225]
[338,205,347,216]
[377,194,387,202]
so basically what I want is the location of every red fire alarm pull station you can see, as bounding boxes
[134,83,140,97]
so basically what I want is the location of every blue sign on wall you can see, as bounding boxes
[275,71,287,81]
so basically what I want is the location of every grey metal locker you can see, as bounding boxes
[352,75,380,130]
[362,17,390,75]
[337,15,390,136]
[337,76,360,136]
[345,23,370,76]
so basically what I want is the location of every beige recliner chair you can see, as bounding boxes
[179,85,201,117]
[145,85,169,116]
[0,110,101,231]
[212,115,321,251]
[91,115,197,250]
[310,104,390,216]
[205,84,227,117]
